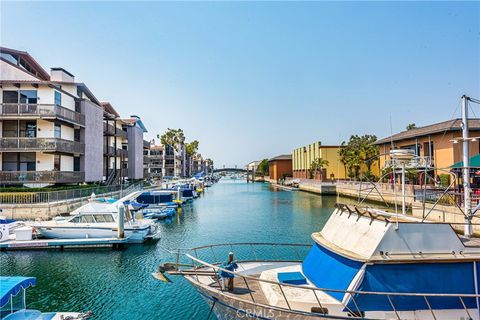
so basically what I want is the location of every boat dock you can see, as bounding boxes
[270,183,299,191]
[0,237,133,251]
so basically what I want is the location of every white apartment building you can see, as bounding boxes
[0,46,148,187]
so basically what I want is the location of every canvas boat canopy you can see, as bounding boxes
[347,262,478,311]
[0,276,36,308]
[451,153,480,168]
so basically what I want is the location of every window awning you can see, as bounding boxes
[0,276,36,308]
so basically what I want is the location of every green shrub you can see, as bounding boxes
[439,174,451,188]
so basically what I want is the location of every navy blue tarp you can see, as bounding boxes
[348,262,477,311]
[302,243,363,301]
[137,193,173,204]
[182,189,194,198]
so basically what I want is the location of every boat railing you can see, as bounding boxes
[163,243,479,320]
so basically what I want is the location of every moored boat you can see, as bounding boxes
[30,192,159,243]
[0,276,91,319]
[155,204,480,319]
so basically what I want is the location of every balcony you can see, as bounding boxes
[103,123,115,135]
[0,103,85,127]
[104,145,115,155]
[117,148,128,157]
[103,123,127,138]
[148,162,163,168]
[0,171,85,184]
[0,138,84,154]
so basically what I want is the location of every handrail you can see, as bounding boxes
[0,103,85,126]
[186,253,480,298]
[166,243,480,318]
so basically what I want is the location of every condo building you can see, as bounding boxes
[0,47,148,187]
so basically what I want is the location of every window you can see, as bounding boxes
[54,91,61,106]
[73,157,81,172]
[21,121,37,138]
[54,155,61,171]
[74,129,81,142]
[77,86,82,98]
[19,153,36,171]
[80,215,95,223]
[101,214,114,223]
[54,124,61,139]
[2,121,18,137]
[2,91,18,103]
[2,153,35,171]
[75,100,81,113]
[71,216,81,223]
[1,52,18,65]
[94,214,114,223]
[19,90,37,104]
[2,153,18,171]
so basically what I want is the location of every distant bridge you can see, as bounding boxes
[213,168,249,173]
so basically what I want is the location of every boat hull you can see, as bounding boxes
[35,225,150,243]
[190,280,330,320]
[187,275,480,320]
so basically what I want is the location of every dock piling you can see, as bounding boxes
[117,205,125,239]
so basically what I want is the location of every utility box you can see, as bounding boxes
[15,226,33,241]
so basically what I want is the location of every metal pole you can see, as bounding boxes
[117,205,125,239]
[462,95,472,237]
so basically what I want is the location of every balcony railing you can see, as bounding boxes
[104,145,115,155]
[116,127,127,138]
[103,145,128,157]
[117,148,128,157]
[0,137,84,154]
[0,171,85,184]
[104,123,127,138]
[103,123,115,135]
[0,103,85,126]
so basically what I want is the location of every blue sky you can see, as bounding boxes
[1,1,479,167]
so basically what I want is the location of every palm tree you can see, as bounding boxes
[310,157,329,180]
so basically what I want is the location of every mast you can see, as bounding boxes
[461,95,472,237]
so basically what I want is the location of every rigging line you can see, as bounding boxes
[436,100,462,148]
[468,97,480,104]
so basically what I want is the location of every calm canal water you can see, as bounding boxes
[0,181,340,319]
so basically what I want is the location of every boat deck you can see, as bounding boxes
[0,237,134,251]
[189,261,343,314]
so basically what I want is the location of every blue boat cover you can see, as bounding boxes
[0,276,36,307]
[137,193,173,204]
[181,189,194,198]
[278,272,307,285]
[348,262,476,311]
[302,244,362,301]
[194,171,206,179]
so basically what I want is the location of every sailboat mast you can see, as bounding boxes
[461,95,472,237]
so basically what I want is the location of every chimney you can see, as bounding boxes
[50,68,75,83]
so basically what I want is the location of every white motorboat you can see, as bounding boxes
[31,192,158,243]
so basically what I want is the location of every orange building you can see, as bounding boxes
[375,119,480,176]
[268,155,292,182]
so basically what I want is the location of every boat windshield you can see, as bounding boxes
[70,214,114,223]
[93,214,115,223]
